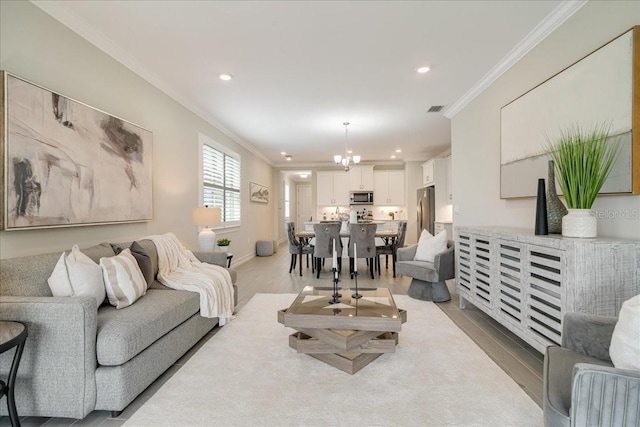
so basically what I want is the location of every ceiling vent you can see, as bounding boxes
[427,105,444,113]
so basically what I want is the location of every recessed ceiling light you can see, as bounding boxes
[219,74,232,81]
[281,151,287,155]
[390,155,396,159]
[285,155,292,161]
[299,174,309,179]
[417,67,430,74]
[395,149,402,153]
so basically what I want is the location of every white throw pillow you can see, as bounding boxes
[414,229,448,262]
[101,248,147,309]
[609,294,640,370]
[47,245,106,307]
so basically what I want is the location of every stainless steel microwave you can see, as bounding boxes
[350,191,374,205]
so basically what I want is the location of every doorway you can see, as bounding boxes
[297,185,312,228]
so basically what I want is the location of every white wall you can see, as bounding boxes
[452,1,640,239]
[0,1,275,260]
[403,161,423,245]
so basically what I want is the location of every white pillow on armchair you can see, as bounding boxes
[414,229,448,262]
[609,294,640,370]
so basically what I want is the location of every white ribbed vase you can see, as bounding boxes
[562,209,597,238]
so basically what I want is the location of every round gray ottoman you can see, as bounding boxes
[408,279,451,302]
[256,240,274,257]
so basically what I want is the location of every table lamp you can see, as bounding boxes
[192,206,221,251]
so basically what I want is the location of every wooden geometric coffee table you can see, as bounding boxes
[278,286,407,374]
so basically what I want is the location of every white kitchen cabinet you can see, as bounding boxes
[422,159,434,186]
[422,157,451,222]
[316,171,349,206]
[349,165,374,191]
[387,171,405,205]
[374,170,405,205]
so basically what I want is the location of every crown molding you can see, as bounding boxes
[30,1,273,166]
[273,159,407,169]
[442,0,588,119]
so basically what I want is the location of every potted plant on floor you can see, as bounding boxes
[545,123,620,238]
[217,238,231,252]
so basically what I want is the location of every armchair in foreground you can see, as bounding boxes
[543,312,640,427]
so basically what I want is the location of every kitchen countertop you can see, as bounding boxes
[304,220,384,225]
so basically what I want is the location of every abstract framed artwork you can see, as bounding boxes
[500,26,639,199]
[1,72,153,230]
[250,182,269,204]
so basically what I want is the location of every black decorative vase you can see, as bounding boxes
[535,178,548,235]
[546,160,567,234]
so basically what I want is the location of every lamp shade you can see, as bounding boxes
[192,207,221,226]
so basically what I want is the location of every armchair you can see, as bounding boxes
[543,312,640,427]
[395,240,454,302]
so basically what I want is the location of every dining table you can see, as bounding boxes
[295,228,399,277]
[295,229,398,241]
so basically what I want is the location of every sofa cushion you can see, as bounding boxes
[48,245,106,307]
[96,289,201,366]
[395,260,439,282]
[82,243,119,263]
[111,241,154,289]
[544,346,613,422]
[101,249,148,309]
[0,242,115,298]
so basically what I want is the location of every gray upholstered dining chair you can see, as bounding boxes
[286,222,314,276]
[395,240,454,302]
[543,312,640,427]
[347,222,377,279]
[376,221,407,277]
[312,223,342,278]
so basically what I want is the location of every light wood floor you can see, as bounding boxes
[1,244,543,427]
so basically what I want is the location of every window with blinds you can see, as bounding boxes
[201,140,241,225]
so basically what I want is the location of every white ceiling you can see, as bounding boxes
[34,0,580,168]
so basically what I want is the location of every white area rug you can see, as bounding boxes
[125,293,542,426]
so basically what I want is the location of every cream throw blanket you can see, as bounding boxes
[147,233,234,325]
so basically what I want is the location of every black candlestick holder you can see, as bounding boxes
[352,271,362,299]
[328,267,341,304]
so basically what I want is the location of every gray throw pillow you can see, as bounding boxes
[111,241,154,289]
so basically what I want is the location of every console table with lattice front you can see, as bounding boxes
[455,226,640,353]
[278,286,406,374]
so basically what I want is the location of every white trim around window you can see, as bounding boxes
[198,133,241,228]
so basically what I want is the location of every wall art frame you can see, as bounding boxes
[1,71,153,230]
[250,182,269,204]
[500,26,639,199]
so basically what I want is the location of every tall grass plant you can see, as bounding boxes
[545,123,620,209]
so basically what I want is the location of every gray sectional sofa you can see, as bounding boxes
[0,239,237,419]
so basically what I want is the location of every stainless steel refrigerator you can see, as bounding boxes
[417,186,435,239]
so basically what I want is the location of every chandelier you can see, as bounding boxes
[333,122,361,171]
